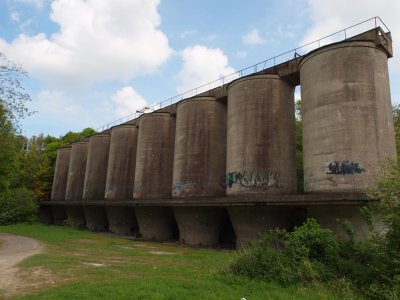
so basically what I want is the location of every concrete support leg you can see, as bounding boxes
[39,205,53,225]
[66,205,86,229]
[306,205,371,240]
[51,205,67,226]
[134,207,175,241]
[219,208,236,249]
[173,207,223,247]
[106,206,138,235]
[228,206,292,248]
[83,206,108,232]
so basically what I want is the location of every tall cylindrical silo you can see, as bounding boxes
[50,147,71,225]
[105,125,138,199]
[65,142,89,201]
[51,147,71,201]
[134,113,175,199]
[65,141,89,228]
[133,113,176,240]
[83,134,111,231]
[300,41,396,192]
[172,96,226,246]
[172,96,226,197]
[105,125,139,235]
[226,74,297,195]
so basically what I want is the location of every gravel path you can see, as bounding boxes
[0,233,42,298]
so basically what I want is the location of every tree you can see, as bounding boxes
[0,53,32,126]
[295,100,304,193]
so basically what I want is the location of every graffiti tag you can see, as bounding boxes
[225,171,283,189]
[326,161,365,175]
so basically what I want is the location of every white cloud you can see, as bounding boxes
[10,11,21,23]
[179,30,196,39]
[111,86,147,118]
[177,45,236,96]
[301,0,400,64]
[242,28,265,45]
[13,0,46,9]
[300,0,400,104]
[236,51,248,59]
[0,0,173,88]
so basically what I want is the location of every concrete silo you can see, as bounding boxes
[65,141,89,228]
[300,40,396,192]
[82,134,111,231]
[133,113,176,240]
[50,147,71,225]
[172,96,227,246]
[226,74,297,247]
[105,125,139,235]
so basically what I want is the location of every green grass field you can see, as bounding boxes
[0,225,359,299]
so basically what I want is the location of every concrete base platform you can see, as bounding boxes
[38,205,53,225]
[66,205,86,229]
[306,205,371,240]
[51,205,67,226]
[228,206,293,248]
[134,207,176,240]
[106,206,138,235]
[83,206,108,232]
[173,207,223,247]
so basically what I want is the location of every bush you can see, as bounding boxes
[226,217,399,299]
[227,219,340,286]
[0,187,38,225]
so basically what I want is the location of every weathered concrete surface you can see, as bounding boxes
[133,113,175,199]
[306,204,372,239]
[83,206,108,232]
[50,205,67,226]
[105,125,138,200]
[300,41,397,192]
[65,142,88,201]
[173,207,223,247]
[228,206,293,248]
[172,97,226,197]
[226,74,297,196]
[83,134,110,201]
[105,206,138,235]
[51,147,71,201]
[66,205,86,229]
[134,207,176,240]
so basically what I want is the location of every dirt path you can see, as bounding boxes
[0,233,42,299]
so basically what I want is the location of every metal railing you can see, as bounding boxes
[93,16,388,133]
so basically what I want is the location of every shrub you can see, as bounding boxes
[0,187,38,225]
[227,219,340,286]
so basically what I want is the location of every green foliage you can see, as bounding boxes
[295,99,304,193]
[227,215,399,299]
[228,219,339,285]
[0,188,38,225]
[392,104,400,160]
[0,104,18,191]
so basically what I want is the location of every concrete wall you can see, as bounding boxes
[300,41,396,192]
[226,74,297,196]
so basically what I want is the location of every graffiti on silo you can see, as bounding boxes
[325,161,366,175]
[225,171,283,189]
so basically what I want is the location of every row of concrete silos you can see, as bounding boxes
[49,39,396,247]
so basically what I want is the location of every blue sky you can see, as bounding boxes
[1,0,400,137]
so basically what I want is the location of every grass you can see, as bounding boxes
[0,224,359,299]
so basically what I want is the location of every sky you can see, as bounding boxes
[0,0,400,137]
